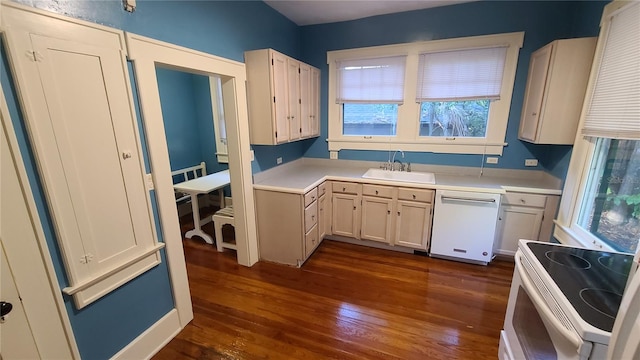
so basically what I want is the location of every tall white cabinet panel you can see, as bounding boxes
[5,16,162,308]
[518,38,596,144]
[245,48,320,145]
[310,67,320,137]
[272,52,290,143]
[395,200,431,250]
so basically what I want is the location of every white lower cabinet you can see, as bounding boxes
[255,182,325,266]
[494,192,560,257]
[330,182,434,251]
[331,182,361,238]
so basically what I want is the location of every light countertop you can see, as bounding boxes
[253,158,563,196]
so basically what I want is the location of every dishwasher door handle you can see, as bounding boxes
[440,196,496,204]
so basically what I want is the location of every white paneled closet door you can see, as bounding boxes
[13,30,161,307]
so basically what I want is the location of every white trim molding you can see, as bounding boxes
[0,68,80,358]
[327,32,524,155]
[326,32,524,155]
[554,1,634,251]
[125,32,260,328]
[110,309,181,360]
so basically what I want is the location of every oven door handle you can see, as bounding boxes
[515,252,588,353]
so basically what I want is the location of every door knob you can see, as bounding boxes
[0,301,13,322]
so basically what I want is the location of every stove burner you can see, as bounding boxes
[579,288,623,319]
[544,251,591,269]
[598,255,633,276]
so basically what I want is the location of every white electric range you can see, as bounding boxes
[500,240,633,359]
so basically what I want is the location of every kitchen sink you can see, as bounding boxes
[362,168,436,184]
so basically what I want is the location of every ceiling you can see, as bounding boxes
[264,0,473,26]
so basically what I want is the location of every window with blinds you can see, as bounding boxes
[336,56,406,136]
[417,47,507,138]
[326,31,523,154]
[556,2,640,254]
[581,2,640,140]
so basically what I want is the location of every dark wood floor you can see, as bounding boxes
[154,215,514,359]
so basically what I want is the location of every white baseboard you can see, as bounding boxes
[110,309,181,360]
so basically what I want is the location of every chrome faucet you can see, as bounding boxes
[391,149,405,171]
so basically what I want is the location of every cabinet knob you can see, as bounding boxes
[312,196,316,200]
[387,210,391,215]
[397,211,401,216]
[343,187,346,192]
[532,112,537,116]
[412,194,416,199]
[375,190,379,195]
[312,215,315,220]
[353,206,356,210]
[287,116,290,119]
[520,199,526,204]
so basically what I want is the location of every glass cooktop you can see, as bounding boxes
[526,242,633,332]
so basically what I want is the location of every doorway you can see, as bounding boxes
[126,33,259,327]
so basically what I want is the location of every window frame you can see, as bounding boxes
[326,32,524,155]
[210,76,229,163]
[554,1,637,254]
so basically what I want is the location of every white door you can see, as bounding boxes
[271,51,289,143]
[286,58,300,140]
[0,246,40,359]
[395,200,431,250]
[299,63,311,138]
[28,34,156,284]
[361,196,393,244]
[519,44,552,141]
[331,194,359,238]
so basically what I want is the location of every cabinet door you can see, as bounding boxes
[318,193,327,240]
[287,58,301,140]
[332,193,360,238]
[361,196,393,244]
[271,51,289,143]
[299,63,312,138]
[519,43,553,142]
[495,206,544,256]
[395,200,432,250]
[29,34,157,280]
[310,67,320,137]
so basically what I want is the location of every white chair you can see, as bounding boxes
[171,162,207,204]
[212,205,236,252]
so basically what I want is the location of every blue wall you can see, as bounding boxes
[156,68,229,177]
[299,0,607,179]
[3,1,301,358]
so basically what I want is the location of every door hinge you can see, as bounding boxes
[298,67,301,74]
[273,96,276,103]
[299,128,302,133]
[272,58,274,65]
[80,253,94,264]
[299,98,301,104]
[275,131,278,138]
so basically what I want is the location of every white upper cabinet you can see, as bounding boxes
[518,38,596,144]
[244,48,320,145]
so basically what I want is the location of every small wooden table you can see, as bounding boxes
[173,170,230,244]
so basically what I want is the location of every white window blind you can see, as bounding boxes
[416,47,507,102]
[582,2,640,140]
[336,56,406,104]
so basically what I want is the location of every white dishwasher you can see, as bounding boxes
[430,189,501,265]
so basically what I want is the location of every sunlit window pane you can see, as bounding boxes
[343,103,398,136]
[578,139,640,253]
[419,100,489,137]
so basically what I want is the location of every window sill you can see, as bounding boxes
[327,137,507,155]
[552,222,616,252]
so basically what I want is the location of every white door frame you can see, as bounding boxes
[125,33,259,327]
[0,83,80,359]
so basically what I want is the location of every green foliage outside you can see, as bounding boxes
[420,100,489,137]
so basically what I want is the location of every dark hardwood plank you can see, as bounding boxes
[154,234,514,360]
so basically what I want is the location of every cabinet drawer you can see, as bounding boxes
[318,182,328,197]
[304,188,318,207]
[332,182,360,195]
[305,223,319,258]
[305,202,318,232]
[362,184,394,199]
[503,192,546,208]
[398,188,434,203]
